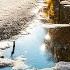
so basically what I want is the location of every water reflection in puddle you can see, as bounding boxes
[2,20,55,70]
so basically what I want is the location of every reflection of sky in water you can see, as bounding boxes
[0,67,11,70]
[13,22,55,69]
[1,20,55,70]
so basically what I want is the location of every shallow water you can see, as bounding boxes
[0,20,55,70]
[0,67,11,70]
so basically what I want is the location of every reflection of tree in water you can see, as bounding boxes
[43,0,70,62]
[43,0,70,24]
[11,41,15,57]
[45,27,70,62]
[45,45,56,62]
[44,35,55,62]
[59,2,70,24]
[43,0,59,23]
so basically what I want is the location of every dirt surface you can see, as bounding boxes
[0,0,36,40]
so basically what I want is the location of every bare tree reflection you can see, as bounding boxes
[11,41,15,57]
[45,27,70,62]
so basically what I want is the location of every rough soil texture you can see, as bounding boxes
[0,0,36,40]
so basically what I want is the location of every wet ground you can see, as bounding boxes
[0,0,70,70]
[1,19,55,70]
